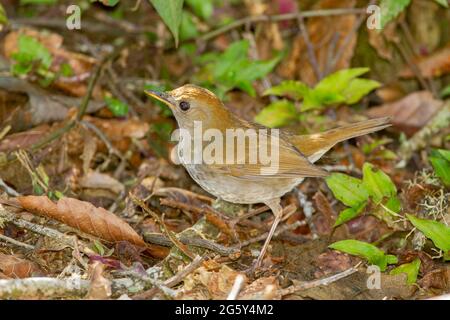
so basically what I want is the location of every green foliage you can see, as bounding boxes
[326,163,400,227]
[185,0,213,20]
[149,0,184,46]
[362,163,397,204]
[329,240,398,271]
[441,85,450,98]
[390,258,421,284]
[434,0,449,8]
[379,0,411,29]
[326,173,369,208]
[104,97,129,117]
[11,35,54,84]
[196,40,281,98]
[259,68,380,122]
[407,214,450,260]
[0,4,7,25]
[429,149,450,187]
[180,11,198,41]
[254,100,298,128]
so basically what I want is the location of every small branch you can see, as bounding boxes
[0,233,35,250]
[279,263,360,296]
[226,274,245,300]
[0,178,21,197]
[0,277,90,299]
[196,8,366,43]
[297,10,321,80]
[143,232,239,256]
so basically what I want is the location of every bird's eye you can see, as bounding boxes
[179,101,190,111]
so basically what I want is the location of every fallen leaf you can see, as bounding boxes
[399,43,450,79]
[238,276,281,300]
[278,0,358,85]
[0,253,42,278]
[79,171,125,194]
[367,91,444,136]
[85,261,112,300]
[16,196,163,254]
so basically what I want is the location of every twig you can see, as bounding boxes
[131,195,196,259]
[296,10,321,80]
[0,233,35,250]
[30,44,124,151]
[279,263,361,296]
[0,277,90,299]
[0,178,21,197]
[133,255,205,300]
[226,274,246,300]
[143,232,239,256]
[196,8,365,43]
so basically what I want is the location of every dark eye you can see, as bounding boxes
[179,101,190,111]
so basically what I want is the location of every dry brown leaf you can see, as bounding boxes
[17,195,146,247]
[0,253,42,278]
[399,44,450,79]
[0,125,48,152]
[367,91,444,136]
[238,276,281,300]
[368,22,399,61]
[3,28,97,97]
[79,171,125,194]
[278,0,357,85]
[85,261,112,300]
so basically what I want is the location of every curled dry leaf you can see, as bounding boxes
[367,91,444,136]
[0,253,42,279]
[17,195,146,247]
[238,276,281,300]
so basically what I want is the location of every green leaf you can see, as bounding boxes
[385,196,401,213]
[263,80,309,100]
[0,4,8,25]
[441,85,450,98]
[407,214,450,258]
[185,0,213,19]
[390,258,421,284]
[434,0,448,7]
[104,97,129,117]
[379,0,412,29]
[149,0,184,46]
[179,11,198,41]
[362,138,393,155]
[315,68,370,94]
[362,163,397,204]
[329,239,398,271]
[11,35,53,77]
[326,173,369,207]
[334,202,367,227]
[254,100,298,128]
[343,78,381,104]
[429,149,450,187]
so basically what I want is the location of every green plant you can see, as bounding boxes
[429,149,450,187]
[194,40,281,98]
[326,163,401,227]
[390,258,421,284]
[256,68,380,128]
[329,239,398,271]
[11,34,54,85]
[407,214,450,261]
[104,96,129,117]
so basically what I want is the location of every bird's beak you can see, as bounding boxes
[145,90,174,109]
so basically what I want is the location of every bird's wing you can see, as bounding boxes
[206,132,328,179]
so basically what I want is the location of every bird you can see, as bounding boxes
[145,84,390,270]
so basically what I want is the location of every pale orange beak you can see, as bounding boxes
[145,90,174,109]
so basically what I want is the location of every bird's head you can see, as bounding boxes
[145,84,234,131]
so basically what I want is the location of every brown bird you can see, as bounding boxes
[146,84,390,269]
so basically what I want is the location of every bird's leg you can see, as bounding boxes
[253,198,283,270]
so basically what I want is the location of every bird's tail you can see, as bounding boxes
[291,117,391,162]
